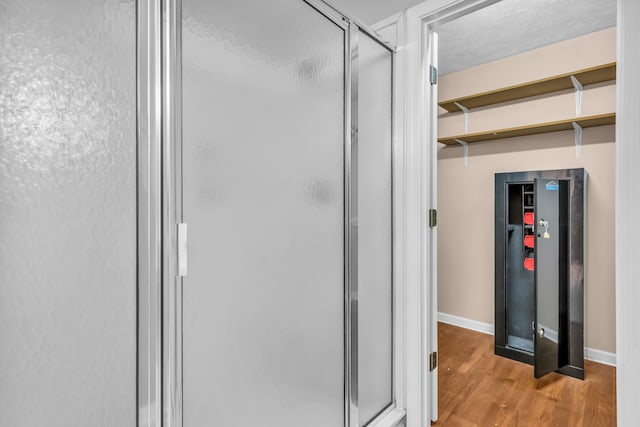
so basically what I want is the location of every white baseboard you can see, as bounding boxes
[584,347,617,367]
[438,312,494,335]
[437,312,616,367]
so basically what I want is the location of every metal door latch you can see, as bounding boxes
[429,65,438,85]
[429,209,437,228]
[429,351,438,371]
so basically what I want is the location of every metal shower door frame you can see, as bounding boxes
[138,1,397,426]
[137,1,163,426]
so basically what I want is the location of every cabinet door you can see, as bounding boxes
[533,178,569,378]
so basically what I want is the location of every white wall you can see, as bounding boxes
[616,0,640,424]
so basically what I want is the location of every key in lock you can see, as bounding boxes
[538,219,551,239]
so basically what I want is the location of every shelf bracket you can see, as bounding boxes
[570,75,583,117]
[454,102,470,133]
[572,121,583,157]
[454,138,469,167]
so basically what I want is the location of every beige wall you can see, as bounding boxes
[437,28,616,354]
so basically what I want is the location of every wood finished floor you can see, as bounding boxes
[434,322,616,427]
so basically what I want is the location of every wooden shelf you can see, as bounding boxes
[439,62,616,113]
[438,113,615,146]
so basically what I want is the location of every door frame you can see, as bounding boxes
[615,0,640,424]
[393,1,501,424]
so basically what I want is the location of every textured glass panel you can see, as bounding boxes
[0,1,136,426]
[182,1,344,426]
[357,33,394,425]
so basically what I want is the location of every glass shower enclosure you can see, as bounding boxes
[172,1,395,425]
[1,1,395,426]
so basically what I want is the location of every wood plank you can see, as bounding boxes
[439,62,616,112]
[438,112,616,145]
[435,322,616,426]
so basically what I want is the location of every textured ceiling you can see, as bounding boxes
[328,0,616,75]
[434,0,617,75]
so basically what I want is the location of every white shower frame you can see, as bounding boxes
[137,1,406,427]
[138,1,163,426]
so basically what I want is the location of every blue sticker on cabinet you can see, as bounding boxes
[545,180,560,191]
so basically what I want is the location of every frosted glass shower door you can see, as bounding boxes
[0,1,137,426]
[182,1,345,426]
[357,32,394,426]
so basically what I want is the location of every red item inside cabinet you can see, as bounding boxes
[524,257,535,271]
[524,235,535,248]
[524,212,535,225]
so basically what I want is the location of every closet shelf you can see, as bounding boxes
[439,62,616,113]
[438,113,615,145]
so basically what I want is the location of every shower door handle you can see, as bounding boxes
[178,223,188,277]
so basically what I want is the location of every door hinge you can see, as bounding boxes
[429,65,438,85]
[177,223,188,277]
[429,351,438,371]
[429,209,437,228]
